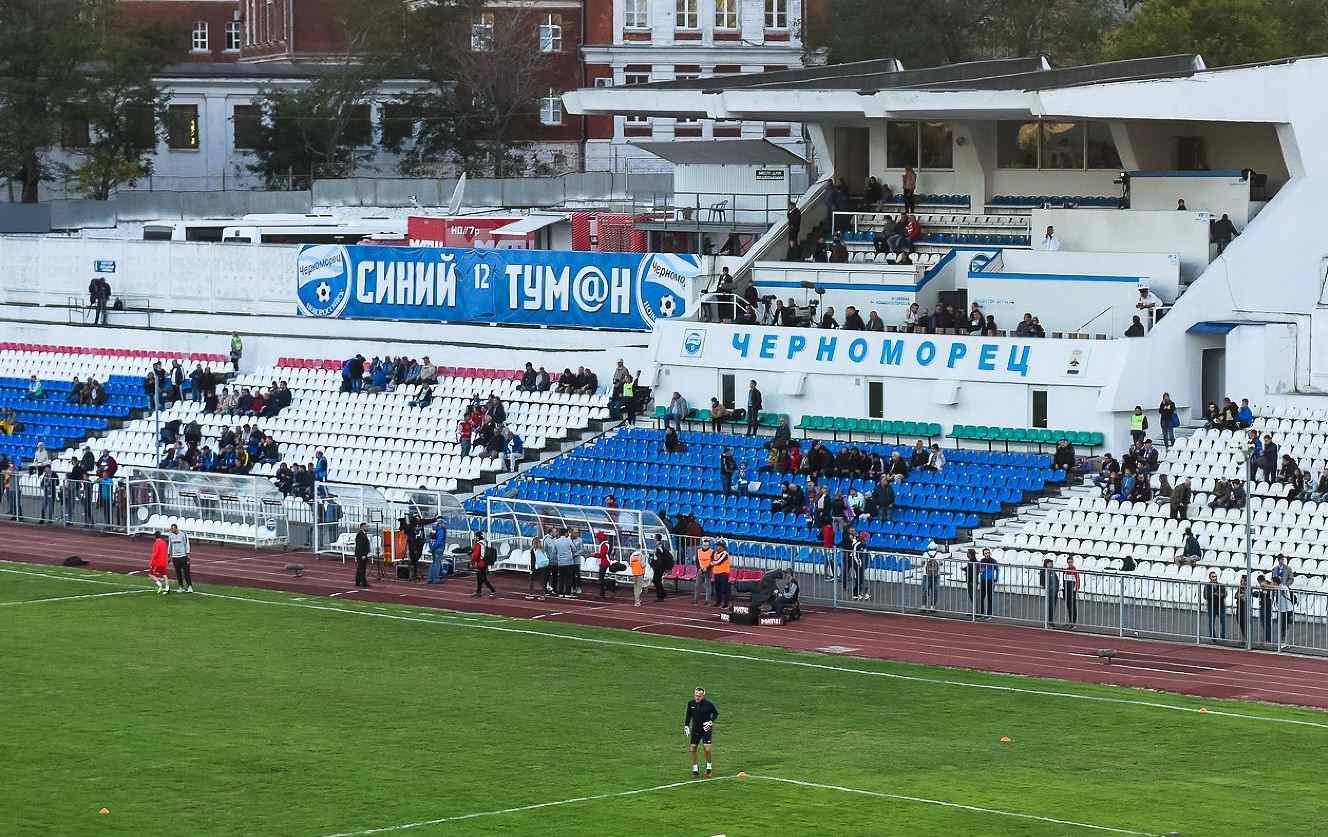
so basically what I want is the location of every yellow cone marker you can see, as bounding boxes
[1199,707,1209,714]
[98,808,109,815]
[737,771,749,779]
[999,736,1012,744]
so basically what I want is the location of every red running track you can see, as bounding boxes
[5,520,1328,710]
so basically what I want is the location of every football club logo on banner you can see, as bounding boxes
[296,244,351,318]
[636,253,698,327]
[681,328,707,358]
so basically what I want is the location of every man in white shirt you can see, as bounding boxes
[167,522,194,592]
[1135,284,1162,328]
[1039,225,1061,251]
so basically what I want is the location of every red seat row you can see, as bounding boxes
[0,342,224,363]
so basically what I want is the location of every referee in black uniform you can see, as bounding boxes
[683,687,719,778]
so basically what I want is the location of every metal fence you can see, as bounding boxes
[664,534,1328,656]
[3,472,129,533]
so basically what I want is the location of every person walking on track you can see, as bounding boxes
[354,522,371,588]
[651,533,673,601]
[167,523,193,593]
[471,532,496,598]
[148,532,170,595]
[684,687,720,779]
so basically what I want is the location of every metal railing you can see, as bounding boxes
[65,295,152,329]
[2,472,129,533]
[662,534,1327,656]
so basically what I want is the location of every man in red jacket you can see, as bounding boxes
[148,532,170,595]
[471,532,496,598]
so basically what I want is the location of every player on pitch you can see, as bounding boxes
[683,686,719,778]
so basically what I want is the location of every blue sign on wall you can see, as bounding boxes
[295,245,699,331]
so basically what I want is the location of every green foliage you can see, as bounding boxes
[63,12,178,199]
[816,0,1121,68]
[1103,0,1328,67]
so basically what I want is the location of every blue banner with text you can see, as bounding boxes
[295,244,700,331]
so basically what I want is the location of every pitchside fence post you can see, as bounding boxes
[1118,575,1125,638]
[312,479,320,556]
[485,495,492,546]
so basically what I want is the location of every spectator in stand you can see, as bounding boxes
[501,426,524,471]
[1178,528,1203,566]
[1124,315,1146,337]
[829,234,849,263]
[274,463,293,496]
[312,450,329,483]
[1062,556,1081,629]
[1135,284,1162,326]
[886,451,910,480]
[1287,466,1308,500]
[1158,392,1178,448]
[719,447,737,495]
[518,362,537,391]
[1014,313,1037,337]
[555,367,576,394]
[247,389,267,418]
[1169,477,1192,520]
[745,380,762,437]
[923,444,945,473]
[901,165,917,214]
[535,366,551,392]
[578,368,599,395]
[664,391,688,432]
[612,359,631,395]
[1029,317,1046,337]
[64,377,82,405]
[1137,439,1159,475]
[983,314,999,336]
[1052,438,1076,477]
[1129,405,1149,445]
[865,310,884,331]
[88,275,112,325]
[778,297,799,327]
[1236,399,1254,428]
[786,201,802,253]
[903,302,922,330]
[1039,225,1061,251]
[1311,472,1328,502]
[24,375,44,400]
[417,357,437,386]
[1257,434,1279,482]
[662,427,686,454]
[1212,213,1239,254]
[967,304,984,335]
[708,398,728,432]
[1278,453,1300,484]
[819,306,838,329]
[865,175,884,205]
[908,440,928,469]
[842,306,865,331]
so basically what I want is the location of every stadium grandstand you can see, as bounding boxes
[5,50,1328,656]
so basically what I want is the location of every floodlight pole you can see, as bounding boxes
[1242,445,1254,652]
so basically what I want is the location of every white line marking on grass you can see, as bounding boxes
[0,588,153,607]
[317,777,729,837]
[746,775,1157,835]
[187,588,1328,730]
[0,566,141,587]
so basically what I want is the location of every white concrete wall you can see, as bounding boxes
[1031,208,1207,282]
[1129,172,1252,225]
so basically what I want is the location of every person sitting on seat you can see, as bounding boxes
[1178,528,1203,566]
[772,574,801,620]
[24,376,44,400]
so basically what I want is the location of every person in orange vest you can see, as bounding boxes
[692,538,714,606]
[629,548,647,606]
[710,541,732,608]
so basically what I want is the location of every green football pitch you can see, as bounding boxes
[3,560,1326,837]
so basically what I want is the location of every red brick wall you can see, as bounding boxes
[583,0,613,45]
[119,1,241,62]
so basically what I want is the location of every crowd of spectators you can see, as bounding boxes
[155,418,282,476]
[457,393,525,470]
[210,382,292,418]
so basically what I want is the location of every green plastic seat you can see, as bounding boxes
[902,421,920,437]
[653,405,667,419]
[927,423,942,437]
[1089,432,1105,447]
[796,415,815,430]
[852,418,873,434]
[950,424,967,438]
[1034,429,1054,444]
[832,417,850,433]
[867,419,885,435]
[694,409,710,422]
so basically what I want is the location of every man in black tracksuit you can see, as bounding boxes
[684,687,720,779]
[650,533,673,601]
[354,522,371,587]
